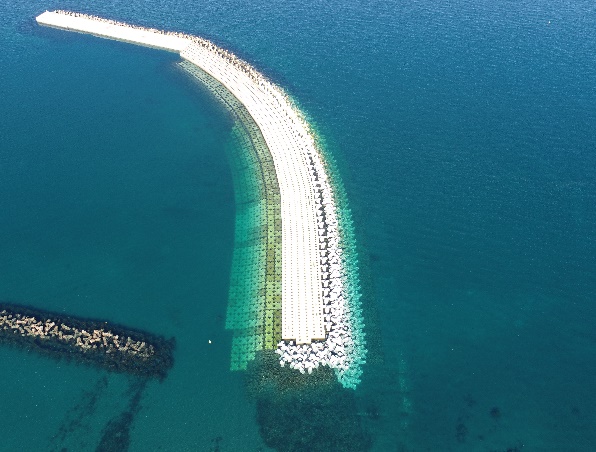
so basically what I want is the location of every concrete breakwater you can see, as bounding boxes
[0,303,175,379]
[36,10,366,388]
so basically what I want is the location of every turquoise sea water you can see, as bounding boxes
[1,0,595,450]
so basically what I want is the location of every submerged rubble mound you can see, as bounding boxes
[256,390,371,452]
[0,302,175,380]
[245,351,336,397]
[247,352,371,452]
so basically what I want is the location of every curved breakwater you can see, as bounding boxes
[36,10,367,389]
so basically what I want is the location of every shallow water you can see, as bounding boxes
[1,0,595,450]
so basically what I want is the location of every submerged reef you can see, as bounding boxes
[50,375,109,451]
[248,352,371,452]
[0,302,175,380]
[96,378,148,452]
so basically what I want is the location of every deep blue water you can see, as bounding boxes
[1,0,595,450]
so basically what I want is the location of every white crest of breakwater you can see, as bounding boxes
[36,10,367,388]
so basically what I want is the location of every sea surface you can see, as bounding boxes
[1,0,595,450]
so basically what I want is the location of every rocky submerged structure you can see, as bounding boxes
[0,303,174,380]
[36,10,367,389]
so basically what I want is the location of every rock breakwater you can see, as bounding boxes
[0,302,174,380]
